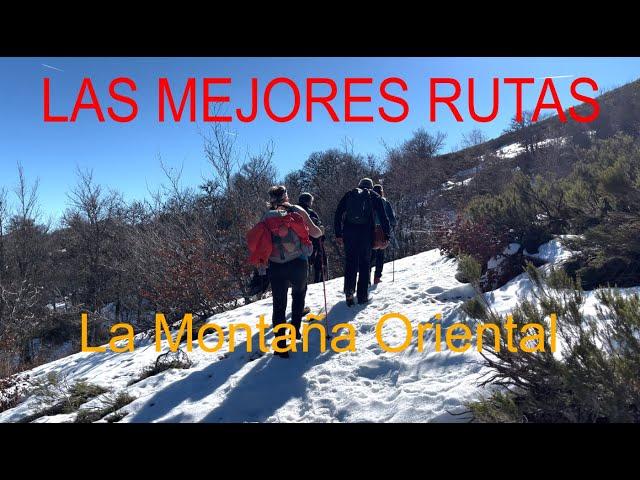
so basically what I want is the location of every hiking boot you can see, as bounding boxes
[358,296,370,305]
[374,276,381,285]
[302,306,311,315]
[346,294,355,307]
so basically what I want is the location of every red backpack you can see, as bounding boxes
[247,208,312,267]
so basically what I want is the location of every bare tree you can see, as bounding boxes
[201,105,239,193]
[0,165,52,364]
[400,128,447,159]
[0,187,8,324]
[381,129,450,257]
[341,136,355,155]
[461,129,488,149]
[503,110,540,156]
[64,168,124,313]
[12,163,46,280]
[14,163,40,226]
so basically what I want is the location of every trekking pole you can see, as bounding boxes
[392,257,395,282]
[326,251,330,279]
[392,246,395,283]
[392,234,396,283]
[319,241,331,337]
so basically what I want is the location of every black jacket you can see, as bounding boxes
[300,205,325,246]
[381,197,396,230]
[334,188,391,239]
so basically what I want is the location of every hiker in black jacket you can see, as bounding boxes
[298,192,327,284]
[334,178,390,306]
[371,184,397,284]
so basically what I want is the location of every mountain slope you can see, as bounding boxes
[1,240,625,423]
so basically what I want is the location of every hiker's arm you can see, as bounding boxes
[387,202,397,229]
[296,206,323,238]
[334,194,347,238]
[375,196,391,238]
[314,212,327,241]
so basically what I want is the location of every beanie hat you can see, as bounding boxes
[298,192,314,206]
[358,178,374,190]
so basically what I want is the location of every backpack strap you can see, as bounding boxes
[273,208,290,261]
[273,234,286,261]
[367,189,375,226]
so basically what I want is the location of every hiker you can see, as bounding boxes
[371,184,397,285]
[247,185,323,358]
[334,178,390,306]
[297,192,327,284]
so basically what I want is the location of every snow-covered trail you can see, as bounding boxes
[1,249,493,423]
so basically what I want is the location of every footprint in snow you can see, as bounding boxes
[426,286,444,294]
[356,358,401,380]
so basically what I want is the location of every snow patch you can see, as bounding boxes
[497,143,524,158]
[524,238,574,263]
[0,238,633,423]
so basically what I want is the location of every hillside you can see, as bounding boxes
[2,238,630,423]
[440,78,640,168]
[2,76,640,422]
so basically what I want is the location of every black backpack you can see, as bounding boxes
[344,188,373,225]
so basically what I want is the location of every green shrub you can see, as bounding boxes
[127,350,192,386]
[457,254,482,287]
[558,135,640,286]
[75,391,135,423]
[464,265,640,423]
[105,410,129,423]
[465,171,564,252]
[19,373,108,423]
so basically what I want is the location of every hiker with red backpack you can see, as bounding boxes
[371,184,396,285]
[247,185,323,358]
[334,178,390,306]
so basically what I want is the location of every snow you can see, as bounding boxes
[497,143,525,158]
[0,249,489,423]
[441,177,473,191]
[496,138,567,159]
[442,137,569,192]
[504,243,521,256]
[524,237,575,263]
[0,239,634,423]
[487,243,521,270]
[46,302,68,311]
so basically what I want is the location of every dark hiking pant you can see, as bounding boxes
[311,249,327,283]
[371,248,385,280]
[268,258,308,346]
[343,224,373,301]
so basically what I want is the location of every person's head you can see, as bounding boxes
[358,178,374,190]
[373,184,384,197]
[268,185,289,208]
[298,192,314,208]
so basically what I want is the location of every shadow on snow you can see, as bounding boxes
[129,298,360,423]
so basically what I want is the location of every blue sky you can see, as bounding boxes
[2,57,640,224]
